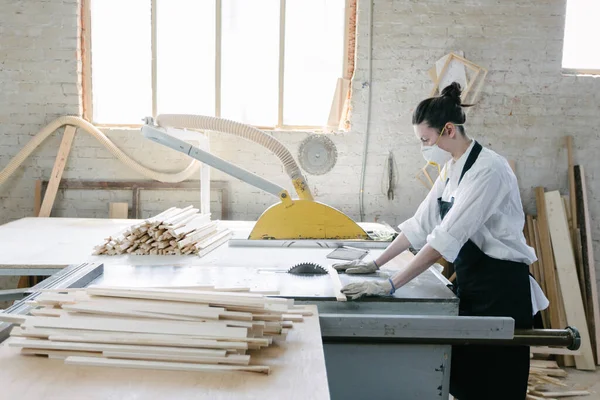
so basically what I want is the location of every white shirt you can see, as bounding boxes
[399,139,548,314]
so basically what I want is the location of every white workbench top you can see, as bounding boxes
[0,217,393,269]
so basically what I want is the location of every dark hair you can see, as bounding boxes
[412,82,471,134]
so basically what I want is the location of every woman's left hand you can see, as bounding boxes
[341,280,394,300]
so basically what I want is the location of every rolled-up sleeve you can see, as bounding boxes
[398,175,444,249]
[427,167,509,262]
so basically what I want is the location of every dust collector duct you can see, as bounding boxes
[0,116,201,186]
[155,114,313,200]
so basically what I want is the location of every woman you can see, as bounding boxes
[334,82,548,400]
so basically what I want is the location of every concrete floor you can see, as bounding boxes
[563,368,600,399]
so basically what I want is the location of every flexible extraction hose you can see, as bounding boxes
[156,114,314,201]
[0,116,201,186]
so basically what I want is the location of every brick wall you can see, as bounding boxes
[1,0,599,292]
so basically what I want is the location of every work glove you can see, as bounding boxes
[341,279,395,300]
[332,259,379,274]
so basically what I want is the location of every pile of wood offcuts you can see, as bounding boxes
[0,286,309,374]
[527,359,590,398]
[93,206,231,256]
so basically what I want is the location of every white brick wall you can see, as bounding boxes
[1,0,600,293]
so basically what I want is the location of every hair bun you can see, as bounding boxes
[441,82,462,103]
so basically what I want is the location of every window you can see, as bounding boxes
[85,0,350,129]
[561,0,600,75]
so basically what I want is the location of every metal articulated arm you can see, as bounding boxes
[141,123,292,203]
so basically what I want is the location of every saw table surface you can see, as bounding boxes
[0,305,329,400]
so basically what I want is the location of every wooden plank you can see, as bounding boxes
[526,215,540,281]
[66,298,223,319]
[38,125,77,218]
[21,348,103,359]
[532,218,549,326]
[84,287,290,312]
[9,339,228,358]
[530,346,582,356]
[13,327,268,346]
[65,356,270,374]
[526,395,554,400]
[528,367,567,377]
[530,390,590,398]
[21,316,249,339]
[82,292,282,313]
[48,334,248,350]
[572,228,587,314]
[544,190,595,370]
[326,266,347,302]
[30,308,66,318]
[530,360,559,369]
[535,187,562,330]
[60,303,218,322]
[87,286,283,303]
[574,165,600,365]
[109,203,129,219]
[101,351,250,365]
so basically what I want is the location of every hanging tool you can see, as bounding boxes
[387,151,395,200]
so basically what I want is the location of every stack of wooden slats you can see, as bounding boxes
[0,286,310,375]
[521,136,600,372]
[93,206,231,256]
[527,360,590,399]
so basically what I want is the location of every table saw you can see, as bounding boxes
[0,221,580,400]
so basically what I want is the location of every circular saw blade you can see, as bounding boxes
[298,134,338,175]
[287,262,328,276]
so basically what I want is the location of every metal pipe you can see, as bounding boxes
[323,326,581,351]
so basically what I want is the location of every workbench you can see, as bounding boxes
[0,217,392,274]
[0,216,512,399]
[0,302,329,400]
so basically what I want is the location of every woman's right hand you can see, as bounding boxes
[332,259,379,274]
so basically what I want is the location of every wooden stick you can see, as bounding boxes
[9,339,228,357]
[33,179,42,216]
[14,327,269,346]
[566,136,577,230]
[327,266,347,302]
[38,125,77,217]
[530,390,590,398]
[48,333,248,350]
[101,351,250,365]
[469,68,488,104]
[530,360,559,369]
[64,356,271,374]
[21,315,249,339]
[461,68,480,101]
[430,53,454,96]
[529,367,568,377]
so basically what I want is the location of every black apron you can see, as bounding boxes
[440,141,533,400]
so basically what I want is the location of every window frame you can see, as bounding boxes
[560,0,600,77]
[561,68,600,77]
[81,0,355,131]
